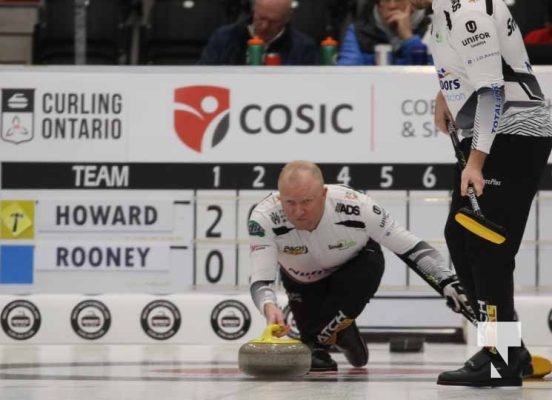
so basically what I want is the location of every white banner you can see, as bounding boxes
[1,66,550,164]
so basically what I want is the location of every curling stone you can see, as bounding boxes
[238,324,311,379]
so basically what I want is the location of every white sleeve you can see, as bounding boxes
[362,196,423,255]
[450,10,503,153]
[248,211,279,284]
[248,210,280,313]
[362,195,455,285]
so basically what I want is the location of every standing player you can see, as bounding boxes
[409,0,552,387]
[248,160,472,371]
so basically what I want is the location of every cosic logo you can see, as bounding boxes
[174,86,230,153]
[70,300,111,340]
[210,300,251,340]
[1,300,41,340]
[140,300,181,340]
[240,103,353,135]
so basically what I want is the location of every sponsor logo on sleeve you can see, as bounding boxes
[269,210,287,225]
[250,244,269,252]
[335,203,360,215]
[465,20,477,33]
[461,31,491,48]
[248,220,265,237]
[490,83,503,133]
[283,245,308,255]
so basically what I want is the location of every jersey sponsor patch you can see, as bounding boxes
[465,20,477,33]
[269,210,287,225]
[283,245,308,255]
[461,31,491,48]
[250,244,269,252]
[335,202,360,215]
[248,220,265,237]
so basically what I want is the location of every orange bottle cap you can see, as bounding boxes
[248,36,265,45]
[321,36,338,46]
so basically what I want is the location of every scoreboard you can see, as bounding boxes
[1,65,551,294]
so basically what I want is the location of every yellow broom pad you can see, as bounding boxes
[455,212,506,244]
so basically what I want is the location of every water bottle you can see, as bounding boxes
[247,36,265,65]
[320,36,338,65]
[375,44,393,65]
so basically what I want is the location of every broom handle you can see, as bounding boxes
[448,123,483,215]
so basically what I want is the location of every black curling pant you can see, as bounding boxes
[444,135,552,322]
[281,239,385,345]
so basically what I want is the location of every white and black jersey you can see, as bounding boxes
[430,0,552,153]
[248,185,455,312]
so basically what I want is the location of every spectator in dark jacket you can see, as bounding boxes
[198,0,318,65]
[338,0,432,65]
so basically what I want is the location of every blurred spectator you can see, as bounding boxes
[523,1,552,44]
[337,0,431,65]
[197,0,317,65]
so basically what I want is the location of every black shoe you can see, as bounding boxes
[310,347,338,372]
[519,346,533,378]
[437,348,522,387]
[335,321,368,367]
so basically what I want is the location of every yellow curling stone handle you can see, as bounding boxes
[250,324,302,344]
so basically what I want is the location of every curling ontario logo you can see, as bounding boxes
[1,89,35,145]
[173,86,230,153]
